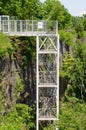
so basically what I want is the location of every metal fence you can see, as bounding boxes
[0,20,58,35]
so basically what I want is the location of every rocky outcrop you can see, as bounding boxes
[0,38,36,113]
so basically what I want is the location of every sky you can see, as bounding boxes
[40,0,86,16]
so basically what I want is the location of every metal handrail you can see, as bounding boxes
[0,20,58,35]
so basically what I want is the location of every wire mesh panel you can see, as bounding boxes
[39,87,57,118]
[10,20,16,32]
[1,20,9,32]
[39,120,57,130]
[39,54,57,85]
[0,16,9,32]
[22,21,26,32]
[16,20,21,32]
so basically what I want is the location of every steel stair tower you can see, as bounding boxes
[36,24,59,130]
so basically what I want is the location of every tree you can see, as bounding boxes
[43,0,72,29]
[0,104,35,130]
[83,14,86,31]
[0,0,43,19]
[72,16,84,38]
[59,99,86,130]
[0,33,13,57]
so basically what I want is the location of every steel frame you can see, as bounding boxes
[0,15,59,130]
[36,34,59,130]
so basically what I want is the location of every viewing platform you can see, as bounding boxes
[0,15,58,36]
[0,15,59,130]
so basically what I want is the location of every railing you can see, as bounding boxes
[0,20,58,36]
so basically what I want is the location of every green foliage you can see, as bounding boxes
[60,52,74,78]
[0,0,43,19]
[15,77,24,99]
[22,55,28,71]
[0,33,13,57]
[72,16,84,38]
[0,104,35,130]
[59,28,86,130]
[75,23,84,38]
[59,30,76,46]
[72,15,86,34]
[0,1,86,130]
[43,0,72,29]
[59,99,86,130]
[25,38,36,59]
[71,58,83,83]
[60,52,85,98]
[44,123,56,130]
[0,91,4,112]
[74,40,86,61]
[0,0,72,29]
[83,14,86,31]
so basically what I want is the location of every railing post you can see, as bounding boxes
[20,20,22,32]
[55,21,58,34]
[8,20,9,32]
[15,20,17,33]
[32,20,34,32]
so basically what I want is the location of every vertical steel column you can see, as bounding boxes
[36,35,39,130]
